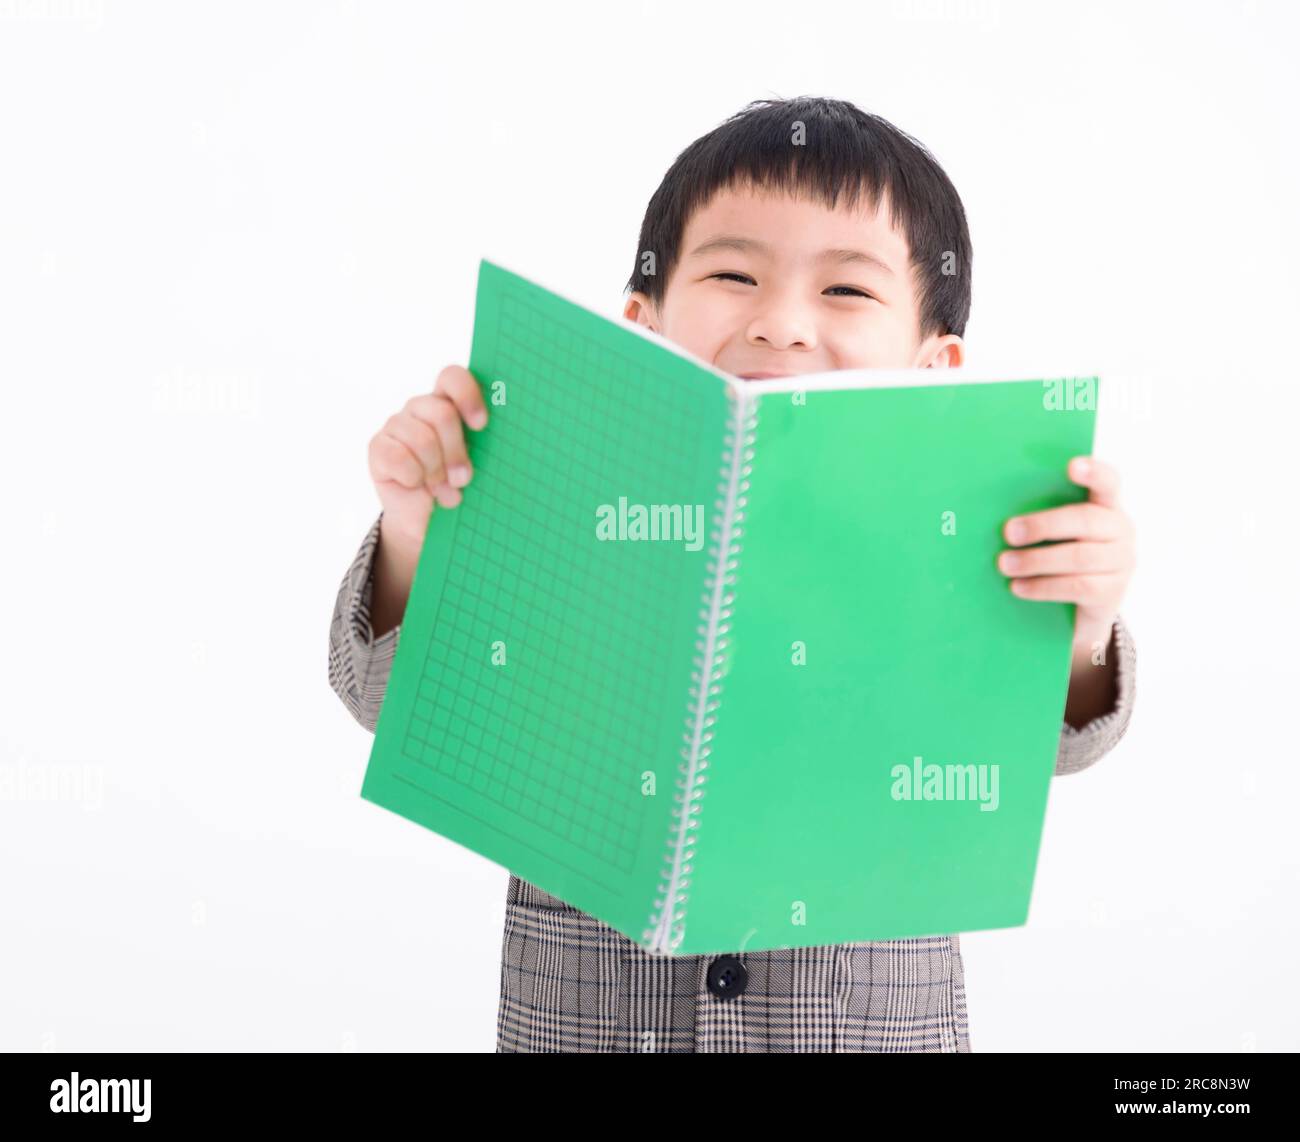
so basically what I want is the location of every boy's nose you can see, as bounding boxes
[745,308,817,352]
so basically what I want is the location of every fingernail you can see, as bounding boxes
[470,411,488,429]
[1073,457,1090,476]
[449,465,471,487]
[999,552,1019,574]
[1006,520,1027,543]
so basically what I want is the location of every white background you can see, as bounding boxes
[1,0,1296,1052]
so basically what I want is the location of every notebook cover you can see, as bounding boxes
[674,378,1096,953]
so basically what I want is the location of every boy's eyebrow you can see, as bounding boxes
[686,235,896,276]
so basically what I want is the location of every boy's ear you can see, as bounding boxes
[623,291,659,333]
[913,333,965,369]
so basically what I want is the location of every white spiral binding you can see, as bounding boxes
[643,387,759,955]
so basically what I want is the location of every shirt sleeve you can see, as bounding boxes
[327,512,400,734]
[1054,614,1137,776]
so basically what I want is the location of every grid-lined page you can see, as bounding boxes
[363,260,733,942]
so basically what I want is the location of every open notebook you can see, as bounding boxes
[361,258,1098,956]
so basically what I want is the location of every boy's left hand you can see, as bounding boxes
[997,456,1136,651]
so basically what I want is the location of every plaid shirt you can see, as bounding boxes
[330,514,1137,1052]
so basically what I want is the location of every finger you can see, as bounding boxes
[1004,501,1128,546]
[434,365,489,431]
[368,431,428,492]
[433,483,462,509]
[1067,455,1121,508]
[407,395,474,488]
[998,540,1131,578]
[381,411,447,494]
[1009,571,1128,605]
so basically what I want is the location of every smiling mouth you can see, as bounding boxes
[735,371,794,381]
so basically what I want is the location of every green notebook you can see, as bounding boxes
[362,258,1098,956]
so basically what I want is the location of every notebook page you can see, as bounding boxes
[362,260,734,943]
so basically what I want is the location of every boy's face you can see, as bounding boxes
[624,182,963,379]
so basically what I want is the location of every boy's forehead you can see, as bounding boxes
[679,182,911,271]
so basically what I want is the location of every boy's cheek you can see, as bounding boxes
[659,297,734,361]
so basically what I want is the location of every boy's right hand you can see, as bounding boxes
[368,365,489,551]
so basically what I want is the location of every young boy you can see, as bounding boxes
[328,96,1137,1053]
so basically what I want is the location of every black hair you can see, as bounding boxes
[625,96,972,340]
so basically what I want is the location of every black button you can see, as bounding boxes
[706,955,748,999]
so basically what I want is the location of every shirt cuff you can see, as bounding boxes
[328,512,401,733]
[1055,614,1137,776]
[347,512,402,655]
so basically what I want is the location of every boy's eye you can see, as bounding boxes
[709,273,872,300]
